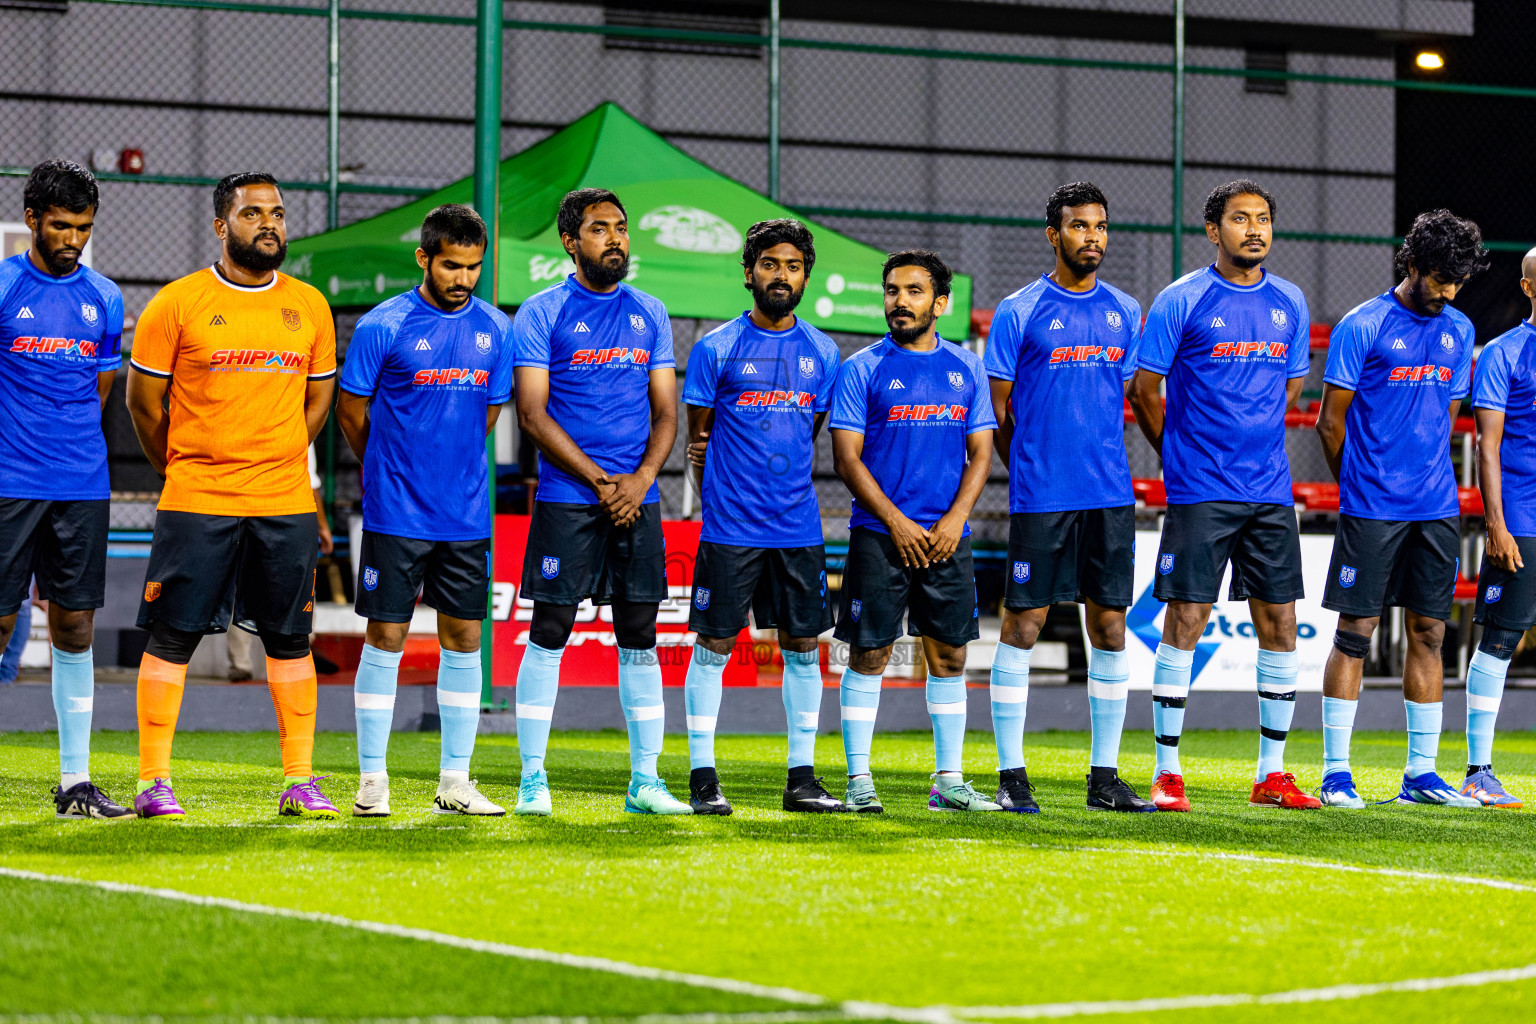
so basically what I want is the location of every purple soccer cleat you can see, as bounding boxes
[278,776,340,819]
[134,779,186,820]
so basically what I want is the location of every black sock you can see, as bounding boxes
[1468,763,1492,777]
[1089,765,1118,783]
[690,766,719,788]
[1000,766,1028,782]
[787,765,815,784]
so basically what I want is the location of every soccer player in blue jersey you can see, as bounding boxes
[337,205,513,817]
[984,182,1155,814]
[830,250,998,813]
[511,188,690,816]
[1130,180,1320,811]
[1313,210,1486,810]
[1463,248,1536,810]
[681,219,844,814]
[0,161,131,819]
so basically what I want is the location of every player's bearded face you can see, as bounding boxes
[225,220,288,274]
[30,206,93,276]
[1215,196,1272,269]
[746,253,806,319]
[1053,205,1107,277]
[885,292,937,343]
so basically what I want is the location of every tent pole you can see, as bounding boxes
[767,0,781,202]
[474,0,503,709]
[1170,0,1186,280]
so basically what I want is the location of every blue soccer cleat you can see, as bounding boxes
[1396,771,1481,808]
[1461,769,1523,809]
[1318,770,1365,809]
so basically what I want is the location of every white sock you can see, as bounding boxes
[60,772,89,790]
[360,769,387,784]
[440,768,469,785]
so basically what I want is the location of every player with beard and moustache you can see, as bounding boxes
[511,188,690,816]
[337,205,514,818]
[1129,179,1318,812]
[983,182,1154,813]
[0,160,130,819]
[680,219,844,814]
[830,250,999,812]
[1313,210,1486,809]
[127,172,338,819]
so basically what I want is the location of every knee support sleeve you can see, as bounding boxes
[1332,628,1372,661]
[611,600,659,650]
[257,628,311,661]
[529,602,578,650]
[144,623,203,666]
[1478,625,1524,662]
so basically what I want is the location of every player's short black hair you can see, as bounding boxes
[741,219,816,272]
[1045,181,1108,231]
[419,204,488,258]
[214,171,281,220]
[23,159,98,218]
[557,188,626,240]
[882,249,952,298]
[1203,179,1276,225]
[1395,209,1490,281]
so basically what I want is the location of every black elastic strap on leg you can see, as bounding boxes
[529,602,577,650]
[144,623,203,666]
[256,628,310,661]
[1260,726,1290,741]
[611,599,659,651]
[1478,625,1523,662]
[1154,733,1181,747]
[1332,629,1372,660]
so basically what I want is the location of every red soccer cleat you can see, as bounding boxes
[1249,772,1322,809]
[1150,770,1191,812]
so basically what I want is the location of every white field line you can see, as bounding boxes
[0,1015,854,1024]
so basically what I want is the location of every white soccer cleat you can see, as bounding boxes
[433,777,506,816]
[353,773,391,817]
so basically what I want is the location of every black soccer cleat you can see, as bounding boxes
[688,768,733,816]
[53,782,135,821]
[1086,769,1157,812]
[995,767,1040,813]
[783,775,850,813]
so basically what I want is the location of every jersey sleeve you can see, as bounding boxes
[128,284,181,378]
[813,338,840,413]
[966,356,998,433]
[648,300,676,370]
[1471,339,1510,411]
[306,291,338,381]
[339,313,388,397]
[1321,314,1369,391]
[681,336,719,407]
[1451,321,1475,399]
[1135,287,1189,376]
[489,311,515,405]
[1286,291,1312,378]
[512,294,555,369]
[1117,294,1144,381]
[983,303,1023,381]
[828,356,871,433]
[98,280,124,370]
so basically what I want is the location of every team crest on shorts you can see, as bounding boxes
[143,581,161,602]
[850,598,862,622]
[1339,565,1357,588]
[1441,332,1455,352]
[694,587,711,610]
[541,556,560,580]
[1159,553,1175,575]
[800,355,816,378]
[1486,585,1503,604]
[80,303,98,324]
[948,370,965,391]
[1013,561,1030,583]
[362,567,379,591]
[282,308,301,331]
[1270,308,1287,329]
[1104,309,1122,331]
[629,313,646,334]
[476,331,492,353]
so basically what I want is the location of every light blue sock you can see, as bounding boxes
[1255,648,1298,780]
[51,647,94,779]
[1321,696,1357,777]
[839,669,882,777]
[990,643,1030,771]
[1466,649,1509,768]
[619,647,665,777]
[437,648,482,774]
[1405,700,1442,777]
[516,641,563,773]
[781,648,823,769]
[927,674,967,773]
[1087,647,1128,769]
[353,643,402,774]
[684,644,729,769]
[1152,643,1193,775]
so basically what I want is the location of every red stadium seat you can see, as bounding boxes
[1292,481,1339,511]
[1459,487,1484,516]
[1455,576,1479,602]
[1132,478,1166,509]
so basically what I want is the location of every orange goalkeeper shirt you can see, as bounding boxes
[131,265,337,516]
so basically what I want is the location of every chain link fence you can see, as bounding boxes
[4,0,1529,535]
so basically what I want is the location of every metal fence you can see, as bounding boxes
[4,0,1531,536]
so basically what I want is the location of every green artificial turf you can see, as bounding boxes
[1,728,1534,1024]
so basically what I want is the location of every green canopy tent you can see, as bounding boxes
[285,102,972,335]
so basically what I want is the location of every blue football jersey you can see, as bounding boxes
[512,276,674,505]
[341,289,513,541]
[682,312,840,548]
[1472,321,1536,536]
[983,275,1142,513]
[1138,265,1311,505]
[0,253,123,500]
[1323,291,1473,521]
[831,335,995,536]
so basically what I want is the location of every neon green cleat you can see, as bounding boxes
[624,774,693,814]
[928,774,1003,812]
[844,776,884,813]
[515,769,552,816]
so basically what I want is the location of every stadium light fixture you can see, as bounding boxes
[1415,51,1445,71]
